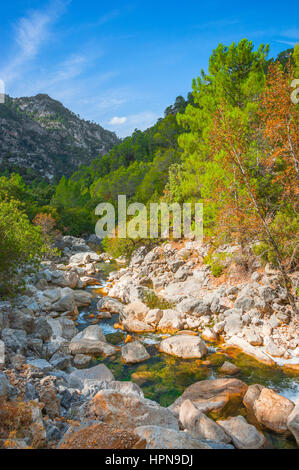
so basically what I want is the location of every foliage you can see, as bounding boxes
[0,198,45,296]
[143,290,175,310]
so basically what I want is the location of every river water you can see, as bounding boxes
[77,261,299,449]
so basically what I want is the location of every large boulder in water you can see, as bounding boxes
[216,416,266,449]
[159,334,207,359]
[121,341,150,364]
[253,388,295,434]
[169,378,248,419]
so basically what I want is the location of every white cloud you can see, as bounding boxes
[0,0,68,85]
[107,111,159,138]
[109,116,127,125]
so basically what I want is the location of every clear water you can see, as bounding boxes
[77,263,299,449]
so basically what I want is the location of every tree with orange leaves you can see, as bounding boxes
[208,61,298,313]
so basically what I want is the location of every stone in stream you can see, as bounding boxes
[219,361,240,376]
[68,325,118,356]
[243,384,265,413]
[134,425,212,449]
[179,399,231,443]
[97,297,124,315]
[122,317,156,333]
[121,341,150,364]
[201,328,218,342]
[73,354,91,368]
[253,388,295,434]
[216,416,266,449]
[159,334,207,359]
[169,378,248,419]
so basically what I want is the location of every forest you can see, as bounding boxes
[0,39,298,295]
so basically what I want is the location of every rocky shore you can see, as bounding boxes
[0,236,298,449]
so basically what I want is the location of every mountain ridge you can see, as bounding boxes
[0,93,120,180]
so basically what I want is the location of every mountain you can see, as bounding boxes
[0,94,120,180]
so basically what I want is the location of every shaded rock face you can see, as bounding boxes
[159,334,207,359]
[134,425,212,449]
[253,388,295,434]
[179,399,231,443]
[169,378,248,418]
[216,416,266,449]
[121,341,150,364]
[85,390,179,431]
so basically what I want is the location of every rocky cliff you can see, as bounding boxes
[0,94,120,180]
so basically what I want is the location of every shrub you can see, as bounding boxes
[143,290,175,310]
[0,199,45,296]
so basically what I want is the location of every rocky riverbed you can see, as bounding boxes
[0,236,298,449]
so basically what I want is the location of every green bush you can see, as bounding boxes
[0,199,45,296]
[143,291,175,310]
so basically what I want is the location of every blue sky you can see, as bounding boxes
[0,0,298,137]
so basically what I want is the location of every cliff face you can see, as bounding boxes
[0,94,120,179]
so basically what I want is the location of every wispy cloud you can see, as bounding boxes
[0,0,68,84]
[276,39,298,47]
[280,28,299,40]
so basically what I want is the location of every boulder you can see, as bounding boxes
[97,297,124,315]
[73,290,92,307]
[69,325,117,356]
[264,337,285,357]
[219,362,240,375]
[176,298,210,316]
[123,301,149,321]
[159,334,207,359]
[52,293,76,312]
[144,309,163,325]
[226,336,275,366]
[217,416,266,449]
[157,309,184,332]
[69,252,91,266]
[1,328,27,353]
[69,364,114,388]
[51,270,79,289]
[122,317,155,333]
[179,399,231,443]
[26,358,53,373]
[85,390,179,430]
[73,354,91,368]
[32,318,52,341]
[121,341,150,364]
[43,288,62,303]
[243,384,265,413]
[224,313,243,336]
[201,328,218,342]
[134,425,211,449]
[59,422,143,449]
[9,311,34,334]
[287,400,299,444]
[253,388,295,433]
[169,378,248,418]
